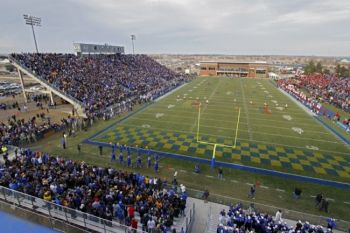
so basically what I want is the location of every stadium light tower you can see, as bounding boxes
[23,14,41,53]
[130,34,136,55]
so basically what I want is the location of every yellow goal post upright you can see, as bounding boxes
[196,102,241,168]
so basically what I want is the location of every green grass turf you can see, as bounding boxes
[92,77,350,181]
[27,77,350,226]
[28,114,350,225]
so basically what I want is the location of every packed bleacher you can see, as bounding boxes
[11,53,188,116]
[216,203,335,233]
[277,74,350,113]
[0,148,187,232]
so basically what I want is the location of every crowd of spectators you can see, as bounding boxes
[0,101,84,147]
[0,148,187,232]
[0,114,52,146]
[11,53,188,116]
[0,101,20,110]
[0,94,50,111]
[277,75,350,131]
[0,112,75,146]
[216,203,335,233]
[277,74,350,113]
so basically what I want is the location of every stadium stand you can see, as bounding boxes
[277,75,350,134]
[0,148,192,232]
[10,53,188,117]
[277,74,350,113]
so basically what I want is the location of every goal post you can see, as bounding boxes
[196,103,241,165]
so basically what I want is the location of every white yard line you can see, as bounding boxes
[146,105,294,117]
[240,80,253,141]
[271,82,350,148]
[175,95,293,104]
[276,188,285,192]
[151,104,320,121]
[189,112,199,134]
[260,185,269,189]
[147,103,323,124]
[162,93,296,104]
[134,112,332,135]
[274,83,315,117]
[119,123,350,155]
[154,83,188,102]
[143,113,328,131]
[236,137,347,154]
[127,117,341,144]
[190,79,222,133]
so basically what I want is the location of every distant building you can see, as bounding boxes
[199,61,270,78]
[73,43,125,55]
[340,58,349,64]
[268,72,279,80]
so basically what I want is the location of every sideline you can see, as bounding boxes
[83,139,350,190]
[84,82,189,142]
[154,83,188,102]
[273,81,316,117]
[275,82,350,146]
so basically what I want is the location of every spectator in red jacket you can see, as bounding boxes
[128,205,135,218]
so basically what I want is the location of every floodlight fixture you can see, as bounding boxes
[130,34,136,55]
[23,14,42,53]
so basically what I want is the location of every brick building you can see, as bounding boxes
[199,61,270,78]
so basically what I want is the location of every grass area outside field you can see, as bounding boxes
[317,116,350,144]
[27,87,350,227]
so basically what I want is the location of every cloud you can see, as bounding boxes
[261,0,350,27]
[0,0,349,56]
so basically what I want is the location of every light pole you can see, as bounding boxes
[130,34,136,55]
[23,14,41,53]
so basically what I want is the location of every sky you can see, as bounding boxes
[0,0,349,56]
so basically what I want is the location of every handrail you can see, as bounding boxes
[0,185,193,233]
[0,198,91,233]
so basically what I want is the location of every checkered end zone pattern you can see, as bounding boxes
[95,126,350,178]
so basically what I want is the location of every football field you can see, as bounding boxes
[92,77,350,180]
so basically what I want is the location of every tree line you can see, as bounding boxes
[304,60,350,77]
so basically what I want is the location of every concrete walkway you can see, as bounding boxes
[186,197,345,233]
